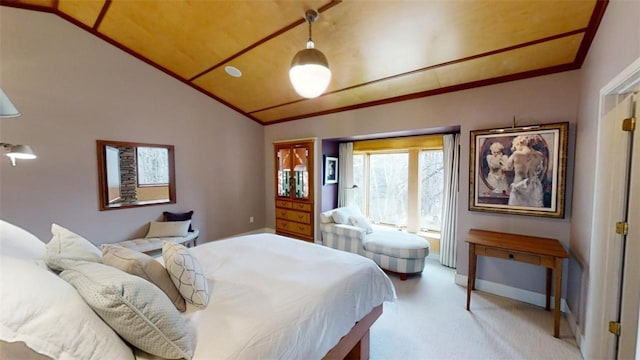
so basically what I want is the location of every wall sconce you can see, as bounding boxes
[1,143,37,166]
[0,88,37,166]
[0,88,21,118]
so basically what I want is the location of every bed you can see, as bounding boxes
[0,220,396,360]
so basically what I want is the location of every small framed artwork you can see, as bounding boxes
[469,122,569,218]
[324,156,338,185]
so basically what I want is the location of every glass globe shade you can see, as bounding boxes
[289,48,331,98]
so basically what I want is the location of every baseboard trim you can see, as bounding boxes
[219,227,274,240]
[454,273,568,312]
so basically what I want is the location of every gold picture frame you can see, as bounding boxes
[469,122,569,218]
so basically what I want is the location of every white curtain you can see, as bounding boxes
[440,133,460,268]
[337,142,354,207]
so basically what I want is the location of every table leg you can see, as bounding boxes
[553,257,563,338]
[545,268,552,311]
[467,243,477,311]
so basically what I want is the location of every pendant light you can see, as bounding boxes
[289,10,331,99]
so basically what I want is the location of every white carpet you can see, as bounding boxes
[370,257,582,360]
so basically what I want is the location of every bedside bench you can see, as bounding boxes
[114,229,199,256]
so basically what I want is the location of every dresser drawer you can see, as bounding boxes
[276,200,292,209]
[276,208,289,219]
[276,209,310,223]
[476,245,542,266]
[276,219,312,237]
[286,210,310,223]
[291,202,311,212]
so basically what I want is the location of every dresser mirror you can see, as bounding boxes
[97,140,176,210]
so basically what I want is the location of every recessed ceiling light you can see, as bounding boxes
[225,66,242,78]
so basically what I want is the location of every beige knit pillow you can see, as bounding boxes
[145,221,190,238]
[101,244,186,312]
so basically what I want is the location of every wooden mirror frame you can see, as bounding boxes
[97,140,176,211]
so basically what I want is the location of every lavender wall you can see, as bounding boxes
[320,140,339,211]
[0,8,266,244]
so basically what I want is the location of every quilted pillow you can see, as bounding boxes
[163,211,194,232]
[145,221,190,238]
[101,244,186,312]
[60,262,195,360]
[349,215,373,234]
[162,241,209,309]
[45,223,102,271]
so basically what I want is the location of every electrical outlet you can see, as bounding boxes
[249,216,254,223]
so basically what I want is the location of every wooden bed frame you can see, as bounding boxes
[323,304,383,360]
[0,305,384,360]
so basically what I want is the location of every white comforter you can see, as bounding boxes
[138,233,396,360]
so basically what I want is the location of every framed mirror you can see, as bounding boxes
[97,140,176,211]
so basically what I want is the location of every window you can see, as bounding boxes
[352,136,444,232]
[137,147,169,186]
[419,150,444,231]
[367,153,408,226]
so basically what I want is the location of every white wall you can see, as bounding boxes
[0,7,266,244]
[264,70,580,295]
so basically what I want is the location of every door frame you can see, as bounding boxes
[583,56,640,358]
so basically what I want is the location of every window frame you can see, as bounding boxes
[352,135,444,233]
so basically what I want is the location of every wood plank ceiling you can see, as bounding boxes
[2,0,607,125]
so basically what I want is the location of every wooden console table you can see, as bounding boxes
[465,229,569,338]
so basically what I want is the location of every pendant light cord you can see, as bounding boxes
[305,10,318,49]
[306,16,314,49]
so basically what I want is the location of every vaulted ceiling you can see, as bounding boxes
[1,0,607,125]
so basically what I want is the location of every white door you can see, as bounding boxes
[584,58,640,360]
[594,92,636,359]
[617,93,639,360]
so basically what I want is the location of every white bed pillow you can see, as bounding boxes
[0,219,45,262]
[145,221,190,238]
[60,262,195,360]
[101,244,186,312]
[331,206,363,225]
[319,210,335,224]
[45,224,102,271]
[163,241,209,309]
[0,256,134,360]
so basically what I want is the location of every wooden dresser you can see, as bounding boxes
[274,139,314,242]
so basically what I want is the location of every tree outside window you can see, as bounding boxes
[352,147,444,232]
[420,150,444,231]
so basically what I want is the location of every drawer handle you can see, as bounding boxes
[298,215,304,219]
[281,223,288,228]
[508,254,514,259]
